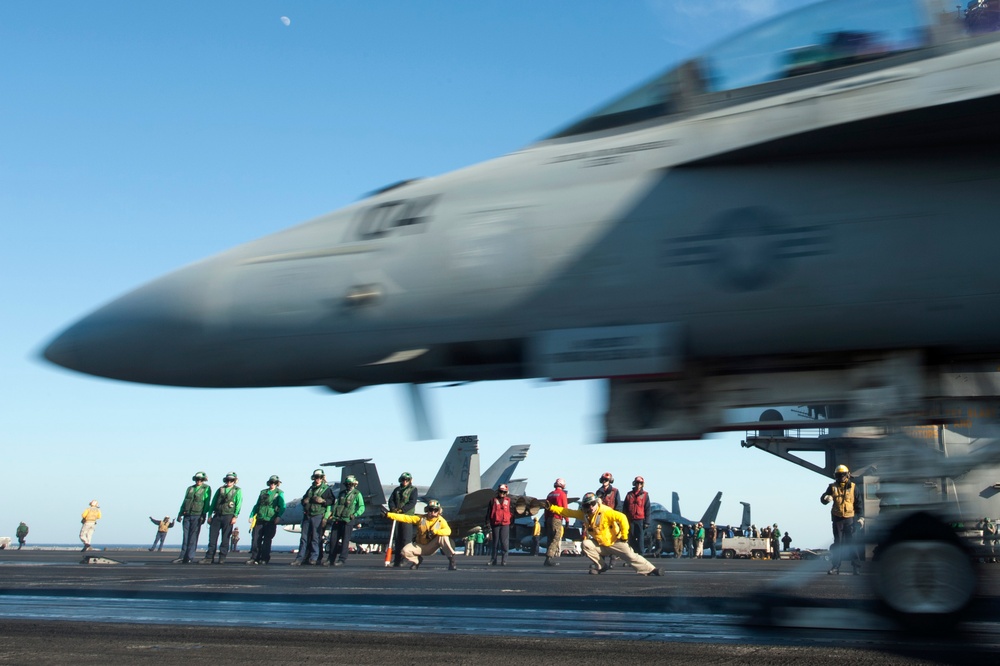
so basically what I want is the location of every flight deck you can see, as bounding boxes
[2,548,999,663]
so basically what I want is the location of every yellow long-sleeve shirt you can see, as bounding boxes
[548,503,628,547]
[386,511,452,545]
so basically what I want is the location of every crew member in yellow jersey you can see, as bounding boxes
[547,492,661,576]
[821,464,864,575]
[384,500,458,571]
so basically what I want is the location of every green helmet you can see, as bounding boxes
[399,472,412,483]
[192,471,207,481]
[426,500,442,512]
[223,472,237,482]
[267,475,281,485]
[312,469,325,479]
[344,475,358,486]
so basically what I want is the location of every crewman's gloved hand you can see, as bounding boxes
[856,517,865,529]
[821,495,832,504]
[199,516,206,525]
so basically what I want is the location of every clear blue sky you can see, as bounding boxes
[2,0,831,549]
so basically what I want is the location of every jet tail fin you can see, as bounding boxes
[671,491,681,518]
[699,491,723,526]
[426,435,480,500]
[740,501,752,532]
[480,445,530,490]
[322,458,386,517]
[506,479,528,496]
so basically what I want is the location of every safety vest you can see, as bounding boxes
[331,488,360,521]
[182,484,211,515]
[597,486,619,508]
[488,496,512,526]
[82,508,100,522]
[158,518,172,533]
[305,483,329,516]
[214,486,239,515]
[623,489,648,520]
[417,516,448,544]
[389,484,416,514]
[829,482,857,518]
[255,488,282,522]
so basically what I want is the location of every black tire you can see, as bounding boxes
[872,512,978,632]
[722,549,735,559]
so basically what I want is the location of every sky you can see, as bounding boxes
[1,0,835,549]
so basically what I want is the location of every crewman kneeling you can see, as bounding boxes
[384,500,458,571]
[547,492,661,576]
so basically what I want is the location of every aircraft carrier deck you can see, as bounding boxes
[1,547,997,664]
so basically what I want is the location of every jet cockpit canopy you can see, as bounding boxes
[550,0,979,139]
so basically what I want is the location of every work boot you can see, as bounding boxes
[290,560,302,566]
[217,555,226,565]
[319,560,331,566]
[647,568,662,577]
[827,567,839,575]
[410,555,424,570]
[448,557,458,571]
[333,560,345,567]
[544,557,559,567]
[589,564,609,575]
[199,557,214,565]
[245,559,256,565]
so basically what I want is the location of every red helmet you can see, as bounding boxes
[633,476,644,485]
[554,478,566,489]
[599,472,614,484]
[498,484,509,493]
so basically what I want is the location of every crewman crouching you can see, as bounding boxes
[546,492,661,576]
[384,500,458,571]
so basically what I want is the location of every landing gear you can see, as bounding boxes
[872,512,977,631]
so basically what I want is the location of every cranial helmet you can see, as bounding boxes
[581,492,598,507]
[312,469,325,479]
[599,472,614,484]
[399,472,412,483]
[633,476,644,485]
[835,464,850,477]
[224,472,237,481]
[498,484,509,493]
[554,478,566,489]
[268,475,281,484]
[193,471,207,481]
[426,499,442,512]
[344,475,358,486]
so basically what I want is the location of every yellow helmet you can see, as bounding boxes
[834,464,850,475]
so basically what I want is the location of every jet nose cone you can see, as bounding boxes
[42,264,219,385]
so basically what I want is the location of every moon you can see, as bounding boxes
[280,16,291,27]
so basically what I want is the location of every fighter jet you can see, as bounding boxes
[46,1,1000,442]
[41,1,1000,625]
[649,491,724,530]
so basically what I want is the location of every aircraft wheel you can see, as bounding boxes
[722,549,735,559]
[873,513,977,631]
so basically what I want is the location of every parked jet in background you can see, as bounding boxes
[285,436,534,541]
[649,491,723,530]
